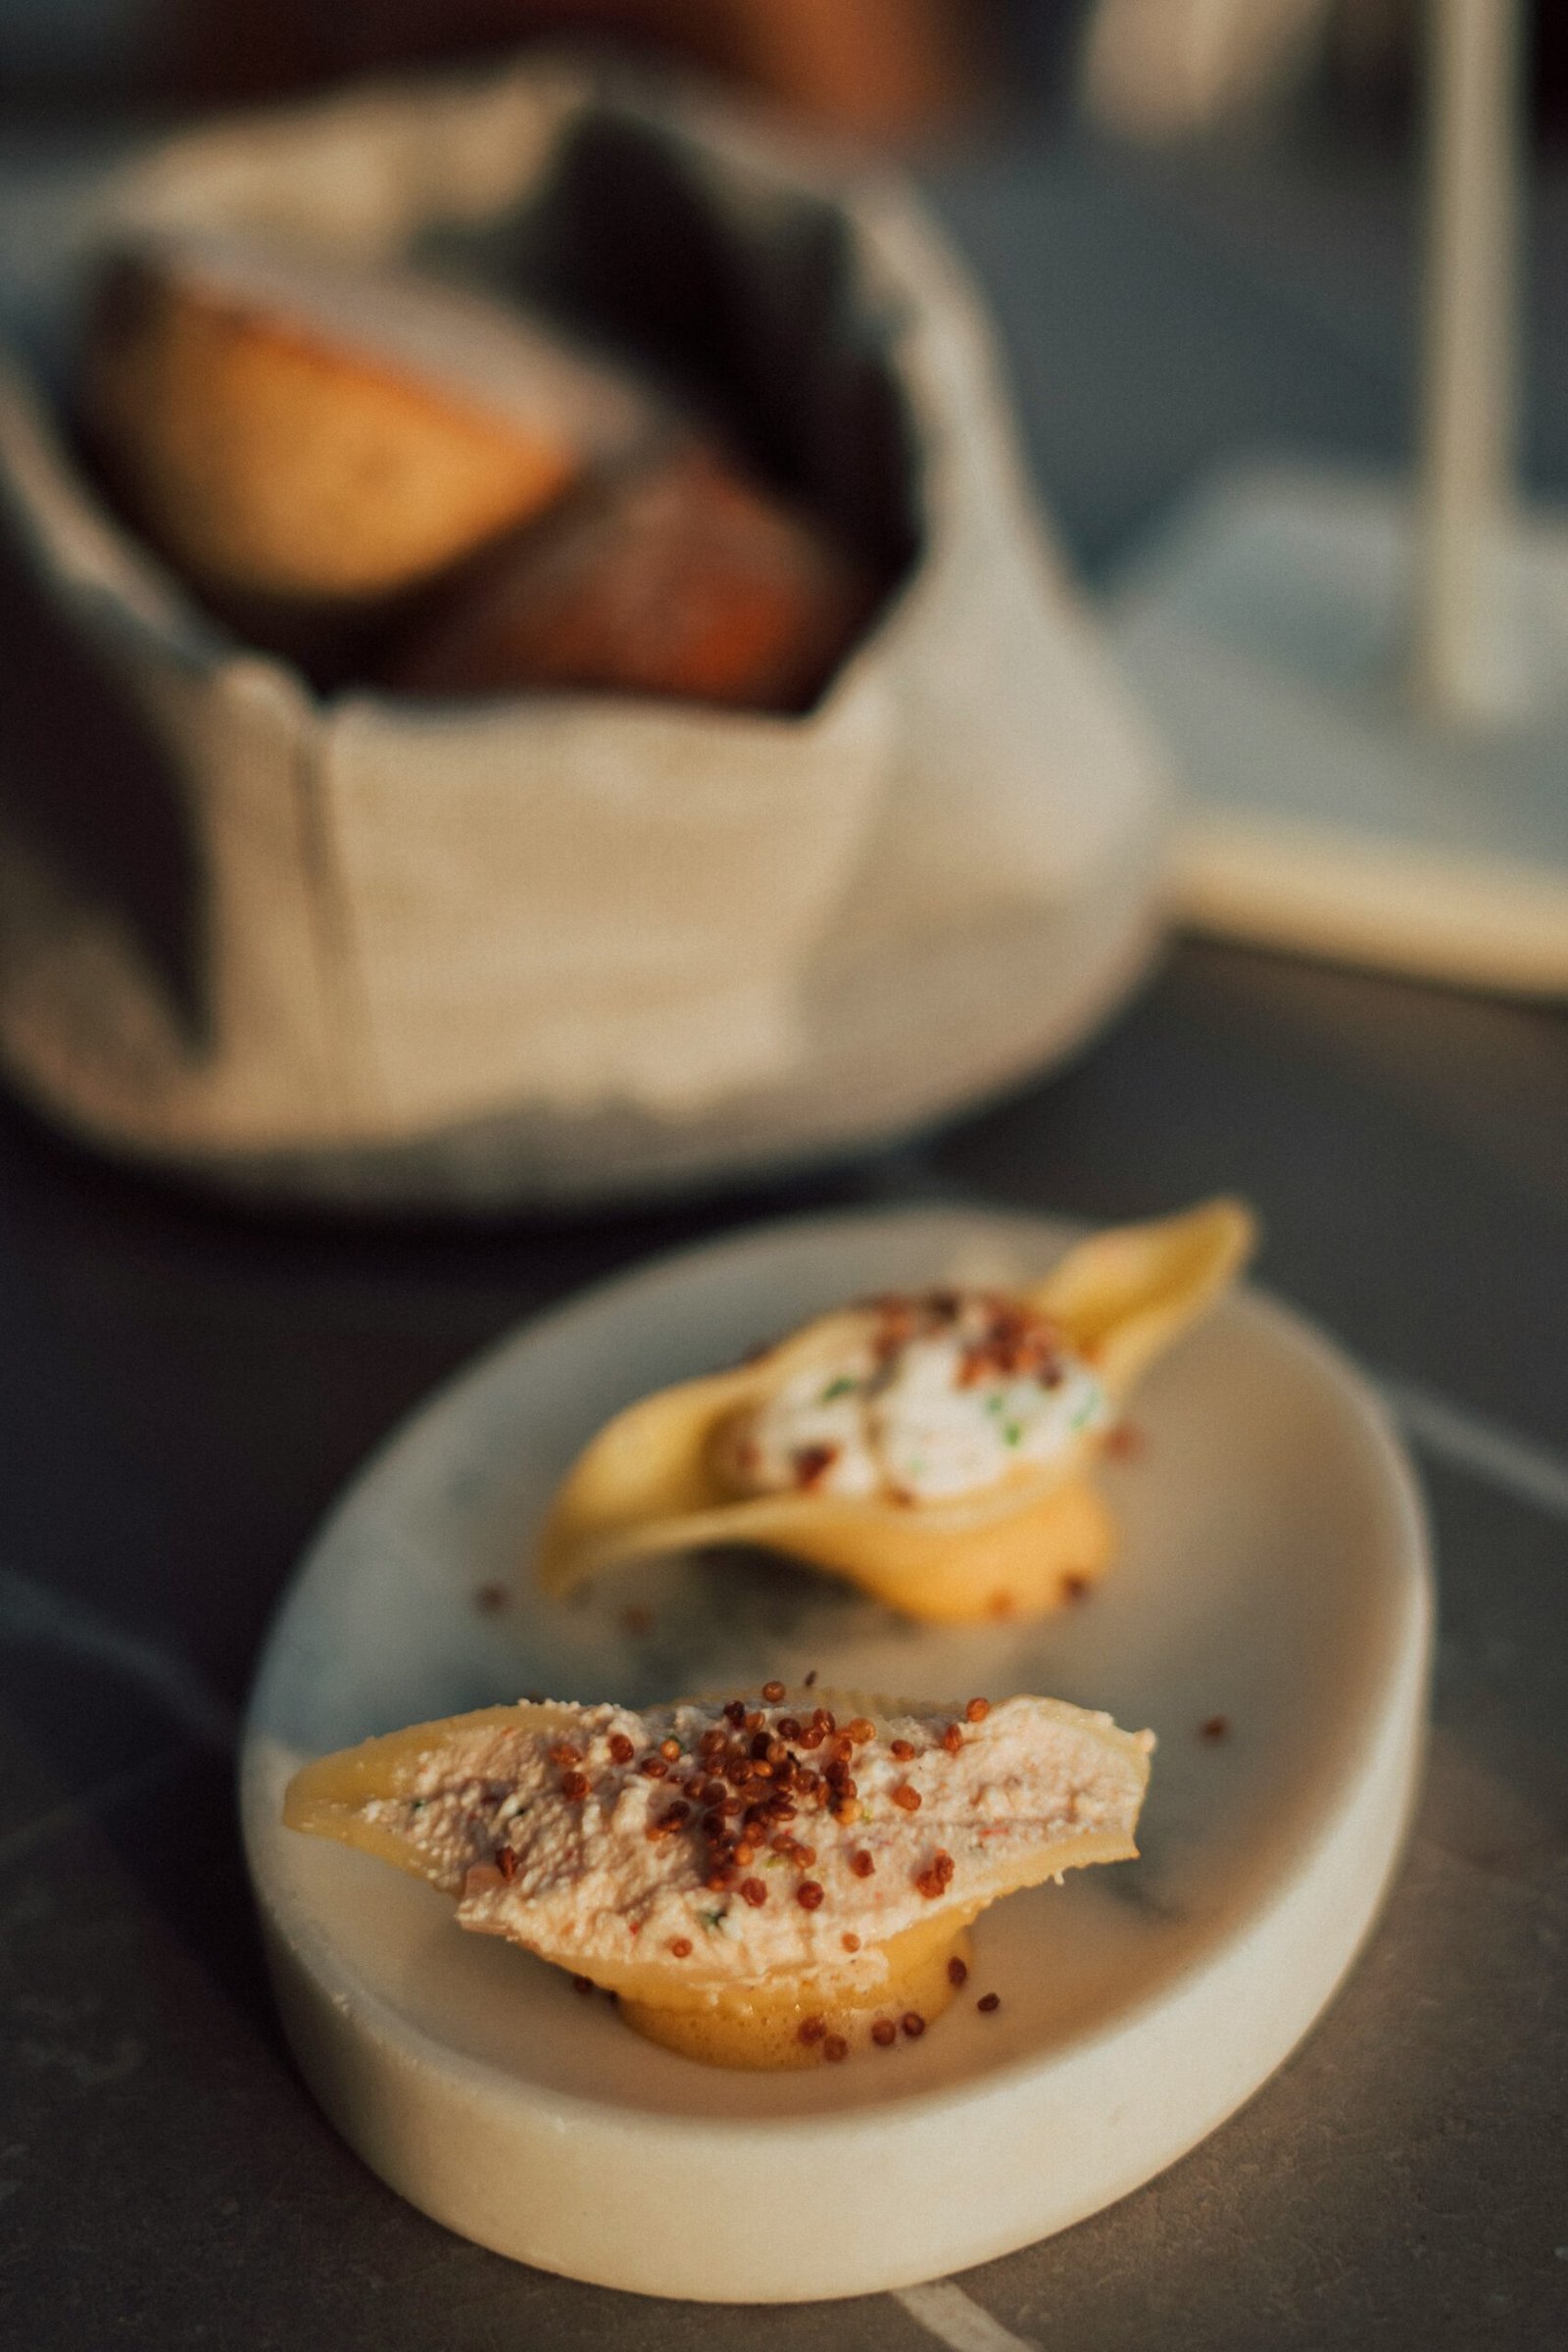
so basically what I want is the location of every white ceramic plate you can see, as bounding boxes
[241,1207,1432,2302]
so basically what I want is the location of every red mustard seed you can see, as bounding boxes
[571,1976,593,1996]
[914,1851,956,1899]
[495,1844,517,1882]
[668,1936,692,1958]
[901,2012,926,2039]
[842,1933,860,1954]
[871,2019,897,2047]
[1200,1715,1230,1741]
[548,1742,584,1767]
[965,1697,991,1724]
[822,2034,849,2064]
[793,1444,839,1490]
[609,1734,635,1765]
[639,1756,667,1780]
[942,1723,964,1756]
[761,1680,786,1702]
[978,1993,1001,2013]
[560,1770,589,1801]
[892,1784,922,1813]
[795,1844,816,1867]
[740,1878,767,1908]
[891,1740,915,1761]
[846,1717,875,1744]
[798,2016,826,2045]
[660,1738,681,1762]
[797,1881,824,1910]
[947,1956,968,1986]
[851,1850,875,1879]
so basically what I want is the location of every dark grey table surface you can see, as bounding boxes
[1,109,1566,2352]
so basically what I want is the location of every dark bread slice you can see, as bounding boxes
[383,443,876,714]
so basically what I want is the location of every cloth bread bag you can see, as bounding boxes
[0,59,1169,1209]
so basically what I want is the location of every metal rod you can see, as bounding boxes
[1409,0,1524,724]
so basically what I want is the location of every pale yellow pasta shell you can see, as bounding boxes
[531,1199,1255,1622]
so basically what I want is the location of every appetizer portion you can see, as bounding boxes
[534,1198,1256,1622]
[285,1685,1153,2068]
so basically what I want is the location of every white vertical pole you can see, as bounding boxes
[1409,0,1525,724]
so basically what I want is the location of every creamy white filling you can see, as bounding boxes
[718,1294,1109,1504]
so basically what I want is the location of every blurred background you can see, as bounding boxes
[3,0,1568,146]
[9,0,1566,588]
[1,10,1565,2348]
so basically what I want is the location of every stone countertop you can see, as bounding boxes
[0,113,1565,2352]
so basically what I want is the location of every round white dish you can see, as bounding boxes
[241,1206,1432,2302]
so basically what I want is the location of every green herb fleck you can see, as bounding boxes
[700,1907,728,1933]
[819,1376,857,1403]
[1004,1423,1022,1446]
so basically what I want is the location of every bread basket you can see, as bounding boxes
[0,58,1168,1209]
